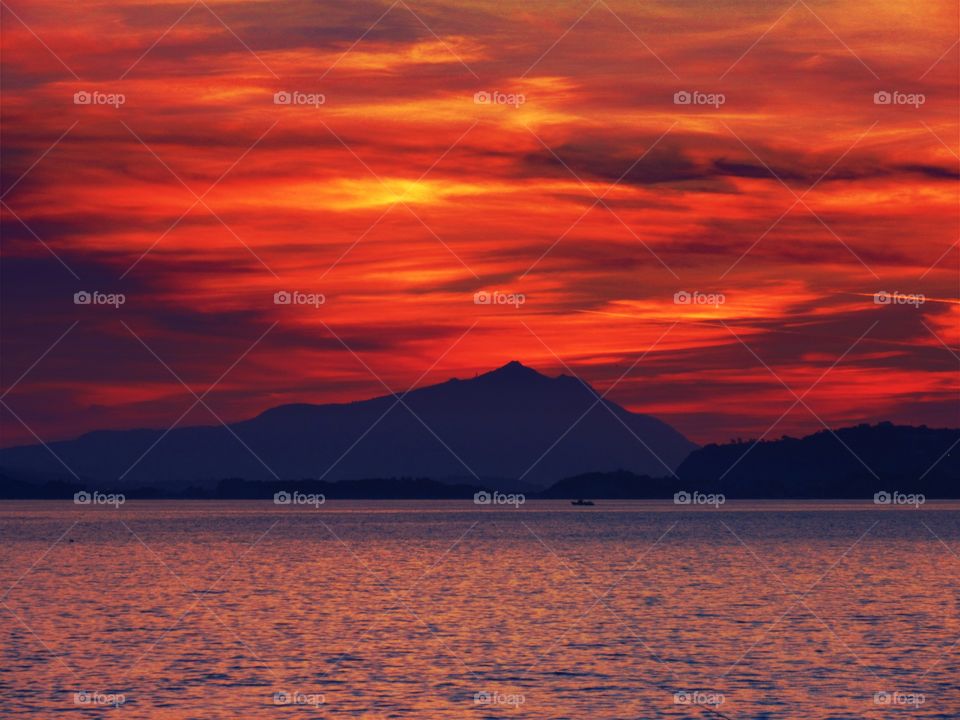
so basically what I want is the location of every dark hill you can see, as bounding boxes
[677,422,959,497]
[538,423,959,499]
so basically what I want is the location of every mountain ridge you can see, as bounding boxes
[0,361,696,487]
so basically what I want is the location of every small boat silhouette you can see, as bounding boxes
[571,499,595,506]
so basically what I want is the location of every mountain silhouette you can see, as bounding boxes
[538,424,959,498]
[0,361,696,487]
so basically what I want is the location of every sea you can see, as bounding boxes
[1,500,958,718]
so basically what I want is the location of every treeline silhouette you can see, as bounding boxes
[2,424,957,499]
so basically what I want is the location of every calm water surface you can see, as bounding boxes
[1,500,958,718]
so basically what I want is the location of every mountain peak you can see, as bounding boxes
[497,359,535,373]
[478,360,546,383]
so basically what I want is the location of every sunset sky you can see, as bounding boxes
[1,0,958,447]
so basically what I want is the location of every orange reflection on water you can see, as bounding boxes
[1,500,959,718]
